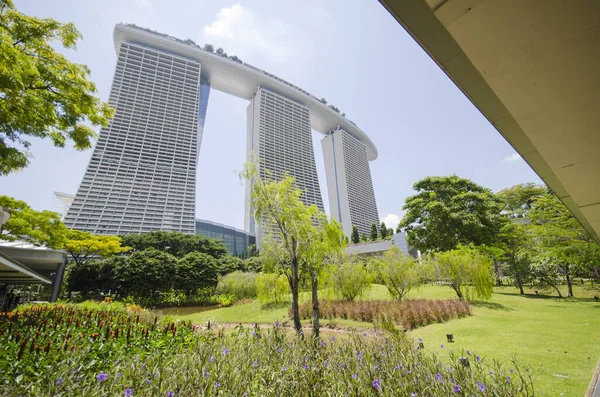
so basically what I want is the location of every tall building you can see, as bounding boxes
[322,127,379,237]
[65,41,205,234]
[66,24,380,242]
[195,219,255,257]
[245,88,324,242]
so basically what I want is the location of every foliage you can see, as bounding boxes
[380,221,388,239]
[115,248,177,297]
[496,183,546,217]
[203,43,214,52]
[256,273,289,305]
[329,255,371,301]
[0,195,67,248]
[399,176,506,252]
[216,271,258,300]
[370,222,378,241]
[66,256,124,296]
[0,0,114,174]
[496,223,534,294]
[175,252,219,295]
[351,224,359,244]
[429,246,494,301]
[298,298,471,329]
[120,231,227,259]
[371,246,422,300]
[361,233,367,242]
[0,303,532,397]
[217,255,246,275]
[64,230,130,266]
[244,256,263,273]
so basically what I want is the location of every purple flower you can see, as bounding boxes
[440,344,444,349]
[124,388,133,396]
[466,350,471,355]
[204,372,210,379]
[436,373,443,382]
[323,362,328,367]
[357,352,364,360]
[134,355,139,362]
[362,332,367,337]
[488,371,493,376]
[209,356,215,363]
[96,373,108,382]
[411,394,417,397]
[253,361,258,367]
[303,363,309,370]
[167,393,175,397]
[116,373,121,378]
[216,381,221,388]
[275,321,279,327]
[476,356,481,362]
[453,384,461,393]
[372,379,381,392]
[418,338,423,343]
[223,349,230,356]
[329,336,335,342]
[277,347,282,353]
[510,368,514,373]
[56,377,63,386]
[320,341,326,347]
[282,366,287,371]
[506,376,511,384]
[477,381,485,392]
[352,373,358,379]
[243,393,248,397]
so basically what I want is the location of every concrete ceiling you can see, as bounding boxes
[379,0,600,243]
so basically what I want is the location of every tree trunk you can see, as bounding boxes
[565,265,573,297]
[518,282,524,295]
[452,283,464,300]
[311,274,320,339]
[551,283,563,298]
[493,259,501,286]
[289,257,302,334]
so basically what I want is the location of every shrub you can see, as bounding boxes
[0,304,532,396]
[297,299,471,329]
[329,256,371,300]
[256,273,289,305]
[370,246,423,300]
[216,271,258,300]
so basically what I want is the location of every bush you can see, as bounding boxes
[370,246,423,300]
[297,299,471,329]
[0,303,532,396]
[256,273,289,305]
[329,256,371,300]
[216,271,258,300]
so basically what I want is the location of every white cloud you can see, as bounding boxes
[133,0,151,9]
[203,4,295,63]
[381,213,403,231]
[504,152,521,162]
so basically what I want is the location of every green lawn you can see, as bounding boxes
[173,284,600,396]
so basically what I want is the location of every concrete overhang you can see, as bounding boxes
[0,242,67,281]
[379,0,600,243]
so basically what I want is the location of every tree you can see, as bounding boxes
[203,43,214,52]
[64,230,130,267]
[388,227,395,237]
[120,231,226,259]
[0,195,67,248]
[380,222,388,239]
[175,252,218,297]
[115,248,177,297]
[370,222,378,241]
[497,183,546,218]
[320,98,327,104]
[351,225,360,244]
[330,255,371,301]
[495,223,534,294]
[244,256,263,272]
[0,1,114,175]
[256,273,288,305]
[216,47,224,55]
[372,246,422,300]
[66,256,124,296]
[430,246,494,300]
[399,176,506,252]
[217,255,245,275]
[361,233,367,242]
[528,193,600,297]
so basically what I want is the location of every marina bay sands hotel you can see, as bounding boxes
[64,24,380,245]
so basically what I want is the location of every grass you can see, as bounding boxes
[173,283,600,396]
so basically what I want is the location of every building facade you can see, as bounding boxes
[65,24,380,243]
[65,42,205,234]
[322,127,379,237]
[195,219,255,257]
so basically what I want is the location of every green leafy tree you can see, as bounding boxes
[175,252,219,297]
[216,271,257,300]
[244,256,263,272]
[372,246,422,300]
[380,222,388,239]
[351,225,360,244]
[115,248,177,297]
[217,255,246,275]
[66,256,124,296]
[370,222,378,241]
[120,231,226,259]
[64,230,130,267]
[203,43,214,52]
[429,245,494,300]
[256,273,289,305]
[361,233,367,242]
[495,223,534,294]
[0,195,67,248]
[330,255,371,301]
[0,0,114,175]
[399,176,507,252]
[529,193,600,297]
[497,183,546,218]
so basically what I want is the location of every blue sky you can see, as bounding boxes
[1,0,541,231]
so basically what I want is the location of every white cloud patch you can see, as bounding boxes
[133,0,151,9]
[203,4,295,63]
[504,152,521,162]
[381,213,402,231]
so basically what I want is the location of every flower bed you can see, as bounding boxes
[297,299,471,329]
[0,302,531,396]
